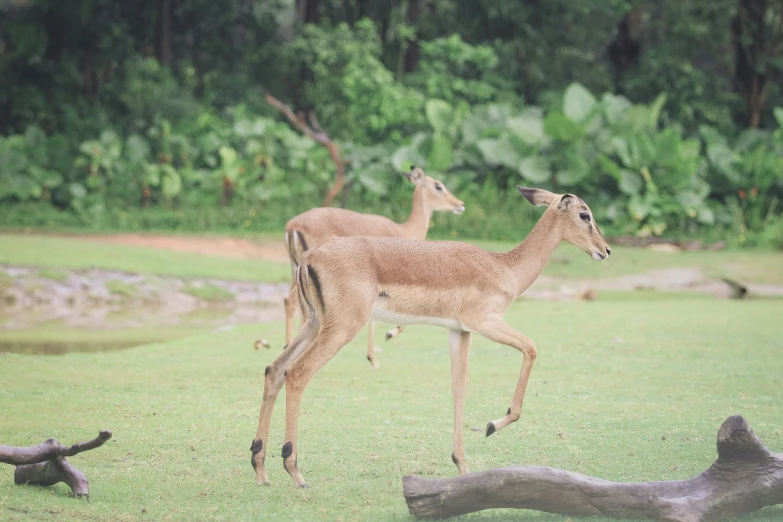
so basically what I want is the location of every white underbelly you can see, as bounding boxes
[371,302,466,331]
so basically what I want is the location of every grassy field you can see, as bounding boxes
[1,296,783,521]
[0,234,290,283]
[2,232,783,285]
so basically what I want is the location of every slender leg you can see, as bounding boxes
[282,316,368,487]
[385,325,405,341]
[448,329,471,475]
[251,318,317,485]
[366,321,380,370]
[468,314,537,437]
[284,282,299,348]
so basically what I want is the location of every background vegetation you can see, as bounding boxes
[2,0,783,246]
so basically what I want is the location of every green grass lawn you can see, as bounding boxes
[0,234,290,283]
[2,232,782,285]
[1,297,782,521]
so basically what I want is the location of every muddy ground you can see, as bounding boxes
[3,233,782,339]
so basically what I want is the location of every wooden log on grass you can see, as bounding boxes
[1,430,112,498]
[402,416,783,521]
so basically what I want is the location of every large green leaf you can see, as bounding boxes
[557,155,590,186]
[648,93,667,130]
[773,107,783,129]
[126,134,151,163]
[563,83,597,123]
[628,194,651,221]
[618,169,643,195]
[477,136,523,169]
[357,164,389,195]
[425,99,453,134]
[426,133,453,171]
[29,166,63,188]
[24,126,47,151]
[507,113,545,146]
[161,166,182,199]
[391,132,429,172]
[543,112,582,141]
[518,155,551,183]
[602,93,632,125]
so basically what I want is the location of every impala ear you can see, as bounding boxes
[517,186,557,206]
[557,194,577,211]
[404,166,425,184]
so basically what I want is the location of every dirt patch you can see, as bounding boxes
[70,233,291,262]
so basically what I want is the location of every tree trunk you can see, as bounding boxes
[403,416,783,521]
[155,0,172,66]
[733,0,770,128]
[297,0,320,24]
[403,0,421,72]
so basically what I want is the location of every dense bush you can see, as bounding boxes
[2,80,782,245]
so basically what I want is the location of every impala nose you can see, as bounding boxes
[453,203,465,215]
[606,247,611,256]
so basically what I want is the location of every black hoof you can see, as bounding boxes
[385,332,393,341]
[486,422,496,437]
[297,483,309,489]
[257,481,271,486]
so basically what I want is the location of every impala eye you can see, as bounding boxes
[579,212,591,222]
[435,184,443,192]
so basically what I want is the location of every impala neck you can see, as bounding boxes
[401,185,433,240]
[502,210,562,297]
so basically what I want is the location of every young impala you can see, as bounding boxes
[282,166,464,369]
[251,187,610,488]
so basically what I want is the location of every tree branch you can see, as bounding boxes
[0,430,112,465]
[1,431,112,498]
[264,94,345,206]
[403,416,783,521]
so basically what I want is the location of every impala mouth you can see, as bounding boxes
[591,251,606,261]
[453,204,465,215]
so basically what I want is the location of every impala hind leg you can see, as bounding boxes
[251,318,317,485]
[282,312,370,487]
[366,321,380,370]
[284,281,300,348]
[470,315,537,437]
[385,325,404,341]
[448,329,472,475]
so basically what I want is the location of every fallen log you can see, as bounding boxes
[402,416,783,521]
[1,430,112,498]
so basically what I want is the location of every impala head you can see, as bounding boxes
[405,166,465,215]
[518,186,611,261]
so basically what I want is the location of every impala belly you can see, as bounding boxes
[371,297,467,331]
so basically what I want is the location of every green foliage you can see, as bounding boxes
[390,84,739,238]
[283,19,425,144]
[406,34,514,106]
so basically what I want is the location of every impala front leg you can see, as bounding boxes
[366,321,380,370]
[471,315,537,437]
[448,329,472,474]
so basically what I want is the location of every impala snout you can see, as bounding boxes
[453,202,466,215]
[591,245,611,261]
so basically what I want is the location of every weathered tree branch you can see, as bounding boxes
[1,430,112,498]
[264,93,345,207]
[403,416,783,521]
